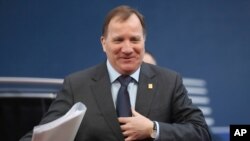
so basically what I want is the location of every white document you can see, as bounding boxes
[31,102,87,141]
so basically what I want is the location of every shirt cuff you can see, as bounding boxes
[154,121,160,140]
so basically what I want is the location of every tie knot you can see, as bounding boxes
[118,75,132,87]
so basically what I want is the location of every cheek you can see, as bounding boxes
[109,46,121,55]
[135,45,144,54]
[106,46,120,58]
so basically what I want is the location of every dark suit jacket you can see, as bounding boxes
[20,62,211,141]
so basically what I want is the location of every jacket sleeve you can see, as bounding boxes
[157,74,211,141]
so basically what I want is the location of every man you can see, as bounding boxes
[20,5,211,141]
[143,51,157,65]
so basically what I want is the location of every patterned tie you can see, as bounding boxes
[116,75,132,117]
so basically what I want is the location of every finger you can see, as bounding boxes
[120,123,129,131]
[125,136,132,141]
[122,130,132,137]
[125,135,135,141]
[118,117,130,124]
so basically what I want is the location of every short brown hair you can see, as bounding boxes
[102,5,146,38]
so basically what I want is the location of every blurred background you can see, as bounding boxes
[1,0,249,141]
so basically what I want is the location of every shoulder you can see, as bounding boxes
[64,62,107,83]
[141,63,184,87]
[142,62,180,78]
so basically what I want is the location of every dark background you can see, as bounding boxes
[1,0,250,141]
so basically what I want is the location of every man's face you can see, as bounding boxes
[101,14,145,75]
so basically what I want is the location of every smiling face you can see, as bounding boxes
[101,14,145,75]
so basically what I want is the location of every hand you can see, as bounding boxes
[118,109,154,141]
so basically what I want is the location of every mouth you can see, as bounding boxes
[120,56,135,61]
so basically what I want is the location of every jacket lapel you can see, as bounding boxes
[135,63,157,117]
[90,63,124,140]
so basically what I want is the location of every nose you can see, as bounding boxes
[121,41,133,54]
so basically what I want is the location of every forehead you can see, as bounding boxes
[107,14,143,34]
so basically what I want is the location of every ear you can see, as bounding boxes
[100,36,106,52]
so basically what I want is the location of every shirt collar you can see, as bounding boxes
[106,60,140,83]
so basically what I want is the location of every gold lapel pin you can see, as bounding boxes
[148,83,153,89]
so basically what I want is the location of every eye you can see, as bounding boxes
[113,37,124,43]
[130,36,141,43]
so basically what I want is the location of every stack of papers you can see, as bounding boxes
[31,102,87,141]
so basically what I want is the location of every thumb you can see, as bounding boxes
[131,108,140,117]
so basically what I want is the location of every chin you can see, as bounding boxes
[120,65,139,74]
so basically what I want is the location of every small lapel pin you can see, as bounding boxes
[148,83,153,89]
